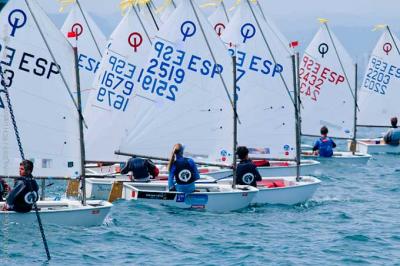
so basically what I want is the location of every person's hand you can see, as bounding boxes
[2,204,8,211]
[128,175,133,181]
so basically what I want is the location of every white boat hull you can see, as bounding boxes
[122,182,258,212]
[348,139,400,154]
[0,200,112,226]
[204,160,320,180]
[85,175,215,201]
[301,151,371,164]
[218,176,321,205]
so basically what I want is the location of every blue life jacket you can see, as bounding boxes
[131,158,150,180]
[385,128,400,145]
[236,160,260,187]
[318,137,334,157]
[174,158,196,185]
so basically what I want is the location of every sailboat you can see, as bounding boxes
[349,26,400,154]
[205,0,320,205]
[299,20,371,164]
[0,0,111,226]
[114,0,259,211]
[60,0,107,108]
[203,0,319,180]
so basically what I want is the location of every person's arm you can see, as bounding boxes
[168,165,176,190]
[332,139,337,148]
[312,140,320,151]
[253,165,262,182]
[6,180,26,208]
[189,159,200,180]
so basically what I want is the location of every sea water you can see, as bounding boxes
[1,128,399,265]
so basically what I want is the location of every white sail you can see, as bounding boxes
[0,0,81,177]
[300,23,355,138]
[358,28,400,127]
[61,1,107,108]
[84,6,158,162]
[118,0,234,164]
[221,1,296,159]
[208,2,229,37]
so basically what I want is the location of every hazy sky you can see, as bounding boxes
[37,0,400,67]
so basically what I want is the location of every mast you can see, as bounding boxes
[351,63,358,154]
[73,43,86,205]
[292,53,301,181]
[232,55,238,188]
[146,2,160,31]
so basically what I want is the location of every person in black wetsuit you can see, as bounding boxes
[2,160,39,213]
[120,157,159,182]
[235,146,262,187]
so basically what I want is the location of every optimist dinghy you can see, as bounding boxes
[0,200,112,226]
[0,0,111,226]
[351,26,400,154]
[299,20,371,163]
[122,182,258,212]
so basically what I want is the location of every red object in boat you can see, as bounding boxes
[199,168,210,174]
[253,160,270,167]
[258,180,286,188]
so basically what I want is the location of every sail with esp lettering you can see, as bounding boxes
[0,0,81,177]
[300,23,355,139]
[221,0,296,159]
[358,28,400,127]
[118,0,234,164]
[84,6,158,162]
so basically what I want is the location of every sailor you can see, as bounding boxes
[2,160,39,213]
[120,157,159,182]
[383,117,400,146]
[313,126,336,157]
[167,143,200,193]
[235,146,262,187]
[0,177,10,201]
